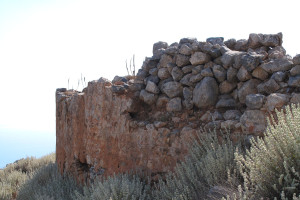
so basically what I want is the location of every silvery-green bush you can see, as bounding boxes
[73,173,151,200]
[235,104,300,200]
[152,130,242,200]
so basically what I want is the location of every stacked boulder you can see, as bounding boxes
[111,32,300,136]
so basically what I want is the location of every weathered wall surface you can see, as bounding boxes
[56,32,300,182]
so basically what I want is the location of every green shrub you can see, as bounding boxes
[235,104,300,199]
[17,163,81,200]
[73,173,151,200]
[152,130,242,200]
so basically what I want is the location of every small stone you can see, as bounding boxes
[268,46,286,59]
[111,85,126,94]
[128,83,145,92]
[190,52,211,65]
[245,94,265,109]
[237,66,252,82]
[265,93,289,111]
[179,37,197,44]
[212,111,223,120]
[154,121,168,128]
[136,69,148,80]
[223,110,242,120]
[139,89,158,105]
[183,87,192,100]
[161,81,183,98]
[290,65,300,76]
[221,120,239,130]
[180,73,193,86]
[238,79,261,103]
[153,41,168,55]
[261,58,294,73]
[156,95,169,108]
[290,93,300,105]
[112,75,128,83]
[193,77,219,108]
[288,75,300,87]
[224,38,237,50]
[204,121,222,131]
[260,32,282,47]
[293,54,300,65]
[234,39,248,51]
[176,54,191,67]
[201,68,214,77]
[159,54,173,69]
[144,75,159,85]
[200,111,212,122]
[158,68,171,80]
[149,68,158,76]
[240,110,266,134]
[192,65,203,75]
[227,67,238,82]
[206,37,224,45]
[166,63,176,74]
[257,79,280,94]
[212,65,226,82]
[219,81,237,94]
[270,71,287,82]
[252,67,269,80]
[165,45,178,56]
[221,50,244,67]
[142,58,158,71]
[241,53,261,72]
[190,74,203,83]
[182,65,194,74]
[216,98,236,108]
[145,81,160,94]
[248,33,263,49]
[183,99,193,110]
[179,44,193,55]
[171,67,184,81]
[166,97,182,112]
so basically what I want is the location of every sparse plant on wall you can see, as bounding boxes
[125,54,136,77]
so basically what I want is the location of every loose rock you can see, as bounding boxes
[265,93,289,111]
[139,89,158,105]
[190,52,211,65]
[166,97,182,112]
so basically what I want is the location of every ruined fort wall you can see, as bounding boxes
[56,33,300,182]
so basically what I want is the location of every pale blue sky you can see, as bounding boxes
[0,0,299,168]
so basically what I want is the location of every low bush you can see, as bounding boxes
[17,163,81,200]
[0,153,55,200]
[152,130,242,200]
[235,104,300,200]
[73,173,151,200]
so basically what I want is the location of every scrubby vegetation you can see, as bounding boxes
[1,105,300,199]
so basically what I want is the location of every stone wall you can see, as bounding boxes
[56,32,300,182]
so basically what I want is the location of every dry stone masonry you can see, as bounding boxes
[56,32,300,183]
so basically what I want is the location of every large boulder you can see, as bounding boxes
[161,81,183,98]
[193,77,219,108]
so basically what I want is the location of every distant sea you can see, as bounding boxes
[0,127,55,169]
